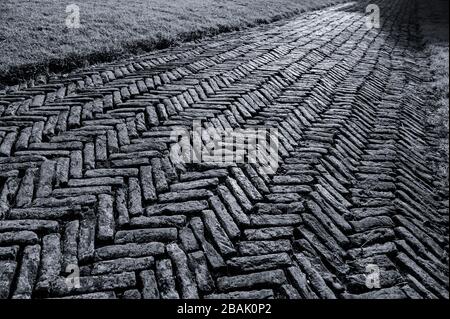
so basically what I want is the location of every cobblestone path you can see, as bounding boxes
[0,0,448,299]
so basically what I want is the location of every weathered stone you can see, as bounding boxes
[67,177,123,187]
[78,216,96,263]
[140,165,157,201]
[238,240,292,256]
[55,157,70,186]
[244,227,294,240]
[227,253,292,272]
[217,269,286,291]
[294,253,336,299]
[62,220,79,272]
[189,217,226,270]
[209,195,240,239]
[69,150,83,178]
[115,228,177,244]
[347,242,397,260]
[179,227,200,252]
[0,231,38,245]
[122,289,142,299]
[225,177,253,212]
[155,259,180,299]
[97,194,115,241]
[53,185,112,197]
[217,185,250,226]
[273,175,315,184]
[139,270,160,299]
[85,168,138,178]
[57,291,117,299]
[48,272,136,297]
[15,168,37,207]
[301,213,345,255]
[350,216,395,232]
[91,256,154,275]
[306,200,349,245]
[35,160,56,198]
[128,177,143,216]
[250,214,302,227]
[0,219,58,233]
[36,234,62,292]
[146,200,209,216]
[0,260,17,298]
[230,167,263,201]
[346,270,403,293]
[170,178,219,191]
[202,210,236,256]
[180,169,228,182]
[166,243,198,299]
[342,286,407,299]
[280,284,301,299]
[348,228,395,247]
[95,242,165,261]
[83,142,95,169]
[395,252,448,299]
[158,189,213,203]
[116,187,129,226]
[187,251,215,293]
[130,215,186,228]
[151,158,169,192]
[286,266,318,299]
[205,289,274,299]
[12,245,41,299]
[0,246,19,260]
[95,134,108,161]
[33,195,96,207]
[8,206,81,220]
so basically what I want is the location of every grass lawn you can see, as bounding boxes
[418,0,449,189]
[0,0,344,85]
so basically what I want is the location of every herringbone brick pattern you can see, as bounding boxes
[0,0,448,299]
